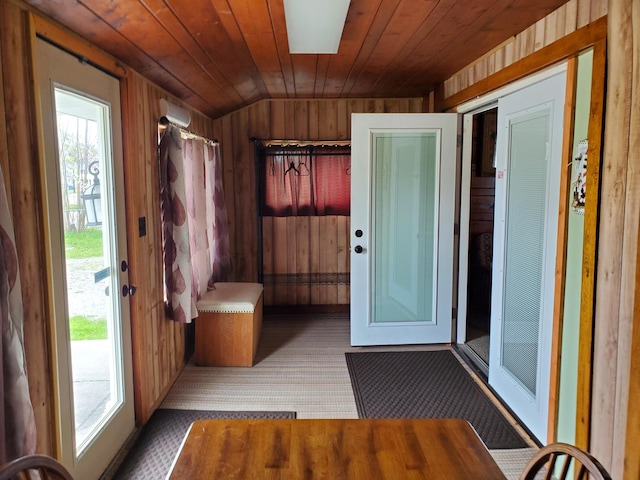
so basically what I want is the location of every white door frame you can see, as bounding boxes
[456,102,498,345]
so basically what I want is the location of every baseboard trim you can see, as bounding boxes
[264,304,349,315]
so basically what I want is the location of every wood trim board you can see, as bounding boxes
[548,55,578,444]
[441,16,607,112]
[575,37,606,454]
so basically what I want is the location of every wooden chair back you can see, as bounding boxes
[520,442,611,480]
[0,454,73,480]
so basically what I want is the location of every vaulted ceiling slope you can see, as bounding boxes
[27,0,570,119]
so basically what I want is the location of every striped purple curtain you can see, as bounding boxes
[183,138,208,298]
[207,143,231,286]
[0,164,36,462]
[183,139,230,295]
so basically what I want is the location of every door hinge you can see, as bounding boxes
[457,134,463,147]
[452,307,457,320]
[454,223,460,235]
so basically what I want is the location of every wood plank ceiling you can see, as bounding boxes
[26,0,570,118]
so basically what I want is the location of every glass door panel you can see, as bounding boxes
[54,89,124,451]
[500,111,550,397]
[371,133,438,324]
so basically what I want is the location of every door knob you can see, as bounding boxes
[354,245,363,254]
[122,285,137,297]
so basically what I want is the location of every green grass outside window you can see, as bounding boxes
[64,228,103,259]
[69,315,107,341]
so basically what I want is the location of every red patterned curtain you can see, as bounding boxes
[313,153,351,215]
[262,152,313,216]
[260,146,350,216]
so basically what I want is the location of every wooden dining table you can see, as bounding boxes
[167,417,507,479]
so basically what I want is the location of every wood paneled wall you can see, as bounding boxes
[262,216,351,306]
[469,176,495,237]
[443,0,607,99]
[211,98,424,302]
[122,71,216,424]
[593,2,640,478]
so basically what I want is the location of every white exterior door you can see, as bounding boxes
[489,69,567,442]
[37,39,135,478]
[350,114,459,346]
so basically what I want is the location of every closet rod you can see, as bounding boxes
[251,137,350,147]
[159,118,218,145]
[261,151,349,157]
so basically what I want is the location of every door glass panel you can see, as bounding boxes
[371,132,438,323]
[54,88,124,453]
[501,110,550,397]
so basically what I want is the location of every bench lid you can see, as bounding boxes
[197,282,263,313]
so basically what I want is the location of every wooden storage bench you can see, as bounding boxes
[195,282,263,367]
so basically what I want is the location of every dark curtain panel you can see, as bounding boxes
[313,153,351,215]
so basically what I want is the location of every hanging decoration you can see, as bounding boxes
[571,139,588,214]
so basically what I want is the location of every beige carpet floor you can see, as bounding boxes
[159,312,538,479]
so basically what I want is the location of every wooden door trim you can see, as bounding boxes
[575,37,606,454]
[440,16,607,112]
[548,55,578,444]
[31,12,127,80]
